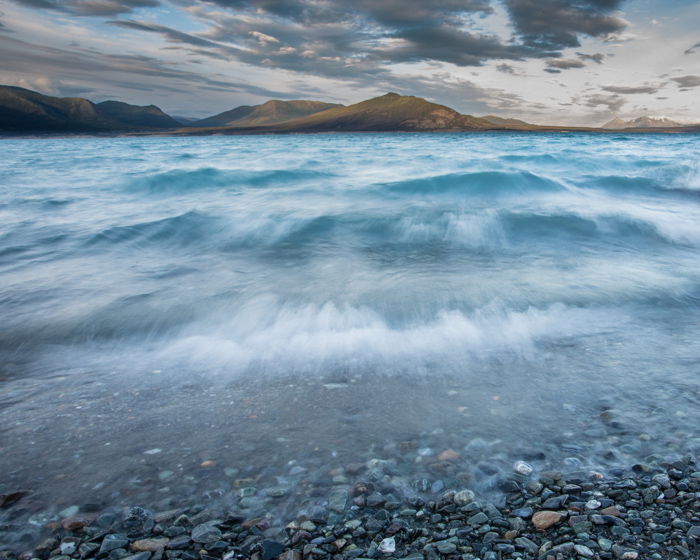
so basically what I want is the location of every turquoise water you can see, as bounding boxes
[1,133,700,539]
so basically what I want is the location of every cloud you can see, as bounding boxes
[577,52,605,63]
[671,75,700,88]
[8,0,159,16]
[684,42,700,55]
[0,34,290,99]
[546,58,585,70]
[168,0,623,78]
[504,0,626,51]
[581,93,625,112]
[602,83,664,94]
[497,63,516,74]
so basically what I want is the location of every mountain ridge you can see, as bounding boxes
[601,115,684,129]
[0,86,179,131]
[1,85,698,134]
[197,93,493,133]
[192,99,342,128]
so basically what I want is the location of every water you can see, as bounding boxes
[1,133,700,544]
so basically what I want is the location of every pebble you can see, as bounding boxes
[574,544,594,557]
[532,510,563,530]
[453,489,475,506]
[131,538,170,552]
[436,449,460,462]
[378,537,395,554]
[513,460,533,476]
[436,541,457,554]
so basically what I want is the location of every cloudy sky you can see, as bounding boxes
[1,0,699,125]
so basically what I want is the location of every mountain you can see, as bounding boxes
[602,116,684,129]
[95,100,180,128]
[192,99,342,128]
[0,86,179,132]
[480,115,533,127]
[213,93,493,133]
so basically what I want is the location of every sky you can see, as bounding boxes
[0,0,699,125]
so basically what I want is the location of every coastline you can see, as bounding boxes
[2,455,698,560]
[1,128,700,139]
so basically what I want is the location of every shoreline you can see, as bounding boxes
[2,455,698,560]
[1,128,700,140]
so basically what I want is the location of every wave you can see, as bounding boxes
[155,300,625,376]
[85,210,222,248]
[81,200,700,255]
[125,167,333,194]
[381,170,563,196]
[576,169,700,198]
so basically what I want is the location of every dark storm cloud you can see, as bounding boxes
[0,34,288,98]
[505,0,625,50]
[602,84,663,94]
[671,75,700,88]
[373,26,546,67]
[546,58,585,70]
[9,0,160,16]
[8,0,632,89]
[174,0,624,73]
[199,0,493,27]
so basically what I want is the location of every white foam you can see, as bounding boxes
[155,299,623,376]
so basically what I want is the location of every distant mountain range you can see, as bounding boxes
[601,116,684,129]
[1,85,698,134]
[0,86,180,131]
[192,99,341,128]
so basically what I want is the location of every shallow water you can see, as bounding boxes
[1,132,700,545]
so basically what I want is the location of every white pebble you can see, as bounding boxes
[585,499,602,510]
[513,460,533,476]
[378,537,396,554]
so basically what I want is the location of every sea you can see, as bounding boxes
[1,132,699,546]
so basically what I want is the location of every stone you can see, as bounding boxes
[437,449,460,462]
[541,495,569,509]
[60,538,80,556]
[62,514,96,532]
[329,489,348,512]
[100,535,129,555]
[453,490,475,506]
[191,523,222,544]
[513,461,533,476]
[512,507,533,518]
[59,506,81,518]
[166,536,191,550]
[123,507,154,538]
[378,537,395,554]
[261,541,285,560]
[130,539,169,552]
[574,544,594,558]
[123,554,150,560]
[436,541,457,554]
[532,511,563,531]
[515,537,538,555]
[467,512,488,526]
